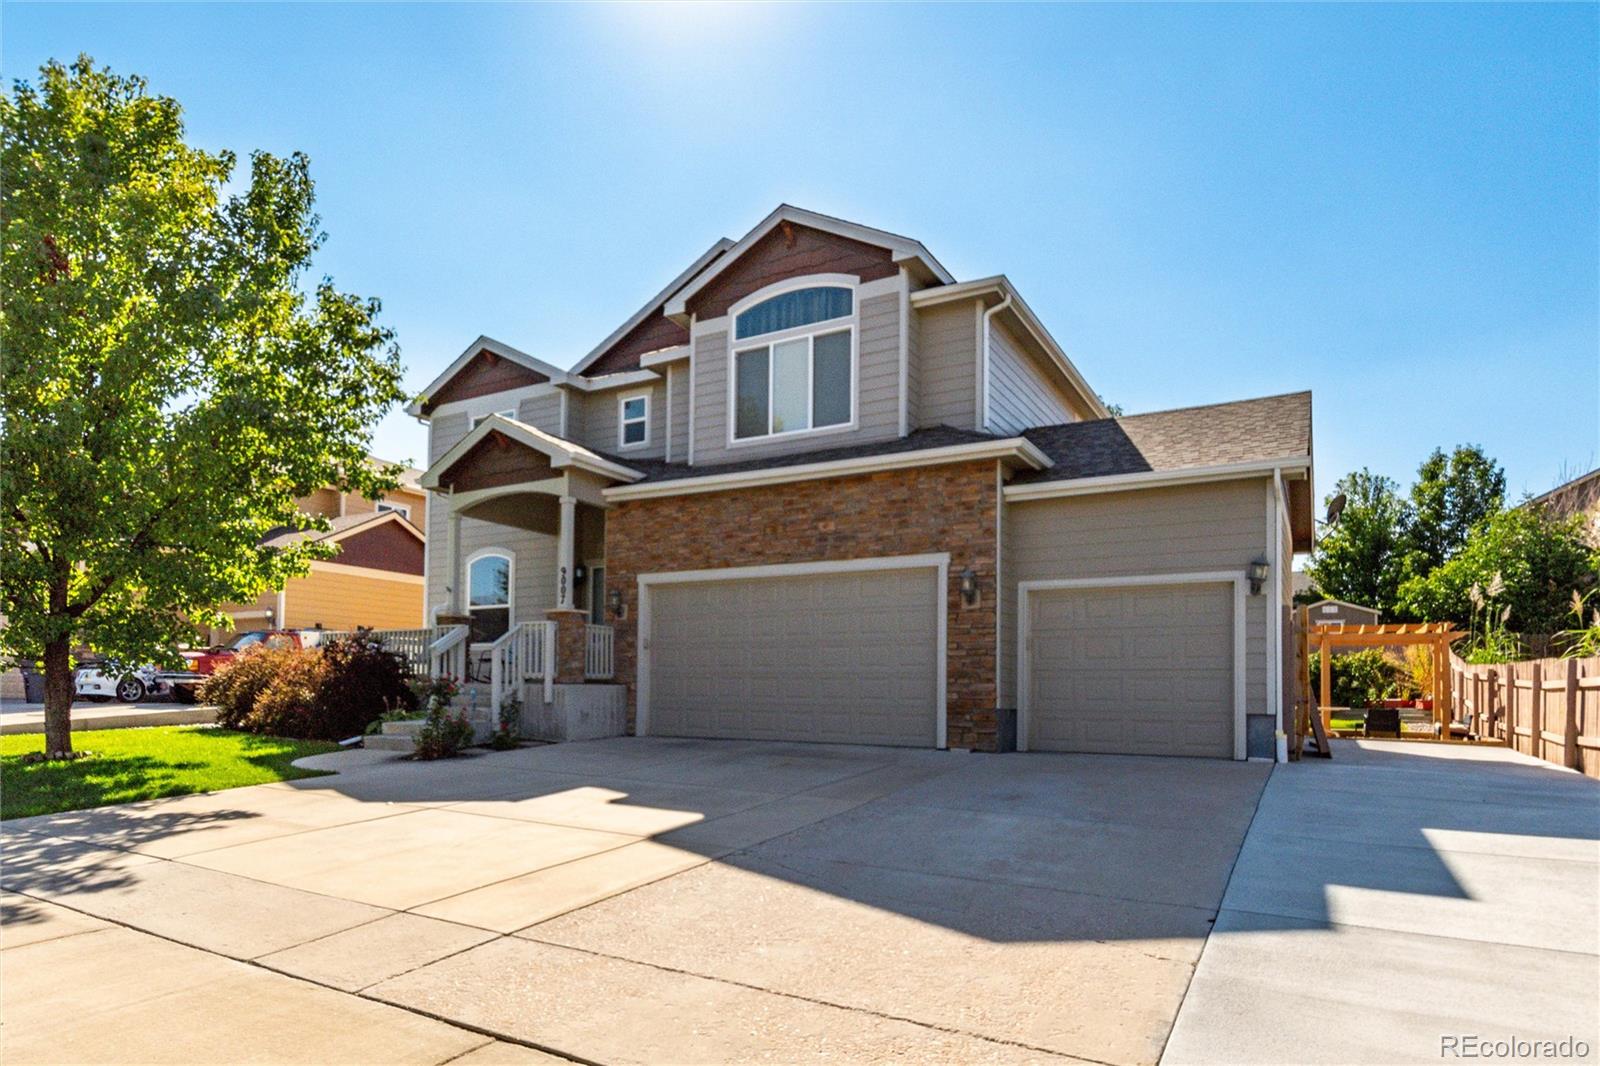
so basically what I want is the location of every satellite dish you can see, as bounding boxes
[1323,493,1347,528]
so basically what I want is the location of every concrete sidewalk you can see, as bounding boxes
[1163,740,1600,1064]
[0,700,216,734]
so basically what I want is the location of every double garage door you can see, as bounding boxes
[645,566,939,747]
[1026,582,1236,758]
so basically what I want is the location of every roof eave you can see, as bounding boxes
[603,437,1048,502]
[663,205,955,321]
[568,238,736,377]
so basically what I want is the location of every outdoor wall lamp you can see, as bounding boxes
[959,567,980,607]
[1247,556,1270,596]
[607,587,624,618]
[573,563,587,583]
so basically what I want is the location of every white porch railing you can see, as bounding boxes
[585,625,614,680]
[357,627,436,676]
[427,625,471,681]
[488,620,558,719]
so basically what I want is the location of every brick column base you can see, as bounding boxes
[545,609,588,684]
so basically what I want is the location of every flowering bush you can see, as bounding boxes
[412,706,475,760]
[489,690,521,750]
[406,673,473,759]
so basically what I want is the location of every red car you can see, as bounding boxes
[172,629,335,699]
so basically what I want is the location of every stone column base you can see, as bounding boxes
[545,608,589,684]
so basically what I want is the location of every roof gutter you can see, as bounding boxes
[604,437,1052,502]
[1003,455,1312,502]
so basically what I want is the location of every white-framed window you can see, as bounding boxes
[376,501,411,519]
[465,550,512,644]
[471,409,515,430]
[618,392,650,449]
[729,282,855,442]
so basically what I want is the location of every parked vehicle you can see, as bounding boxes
[74,663,176,703]
[73,630,335,704]
[171,629,336,700]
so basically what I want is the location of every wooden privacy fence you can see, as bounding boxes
[1450,652,1600,779]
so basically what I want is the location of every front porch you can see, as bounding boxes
[411,414,644,735]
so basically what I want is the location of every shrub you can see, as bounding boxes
[489,690,521,751]
[412,705,474,760]
[201,635,415,740]
[1308,648,1405,708]
[204,646,301,729]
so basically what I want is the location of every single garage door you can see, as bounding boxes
[646,567,939,746]
[1027,582,1234,757]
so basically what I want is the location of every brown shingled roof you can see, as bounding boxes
[1014,391,1312,484]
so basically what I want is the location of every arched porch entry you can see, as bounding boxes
[420,416,643,717]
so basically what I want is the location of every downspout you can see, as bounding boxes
[1273,469,1289,764]
[980,294,1013,432]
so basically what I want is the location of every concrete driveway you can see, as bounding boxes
[3,737,1595,1064]
[1164,740,1600,1065]
[1,737,1268,1064]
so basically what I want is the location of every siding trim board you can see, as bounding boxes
[1017,572,1249,761]
[636,552,950,748]
[1004,456,1313,501]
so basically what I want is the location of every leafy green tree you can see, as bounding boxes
[1305,470,1410,615]
[1,58,406,755]
[1395,505,1598,634]
[1402,445,1505,577]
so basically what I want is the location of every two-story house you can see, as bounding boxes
[412,206,1314,759]
[205,460,428,644]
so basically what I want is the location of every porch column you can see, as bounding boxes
[445,510,463,613]
[556,494,577,610]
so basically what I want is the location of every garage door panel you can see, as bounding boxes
[648,567,938,747]
[1029,583,1233,758]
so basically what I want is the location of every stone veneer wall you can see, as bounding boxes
[604,459,1001,750]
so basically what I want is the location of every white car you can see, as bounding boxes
[74,664,176,703]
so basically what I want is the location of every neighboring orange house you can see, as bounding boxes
[204,462,428,644]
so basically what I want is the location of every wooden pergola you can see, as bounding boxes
[1305,620,1466,738]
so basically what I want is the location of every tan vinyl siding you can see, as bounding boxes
[999,478,1271,714]
[904,286,921,429]
[667,362,689,462]
[986,318,1076,434]
[426,409,558,621]
[690,290,901,465]
[856,291,900,441]
[581,380,666,460]
[915,300,978,430]
[517,391,564,436]
[282,566,423,631]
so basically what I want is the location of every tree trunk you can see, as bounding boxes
[43,636,74,755]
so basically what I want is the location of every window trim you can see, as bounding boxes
[470,409,516,430]
[725,275,859,448]
[463,548,514,646]
[617,391,651,450]
[376,501,411,520]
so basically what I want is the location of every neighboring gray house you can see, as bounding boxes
[1305,598,1382,628]
[410,205,1315,761]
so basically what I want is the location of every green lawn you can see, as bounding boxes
[1,726,340,820]
[1329,714,1366,732]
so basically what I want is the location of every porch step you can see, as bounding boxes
[364,733,416,753]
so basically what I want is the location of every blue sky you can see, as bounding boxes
[6,2,1597,508]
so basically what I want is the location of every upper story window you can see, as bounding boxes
[731,284,854,442]
[471,410,515,430]
[376,501,411,519]
[618,392,649,449]
[734,286,852,340]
